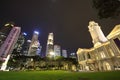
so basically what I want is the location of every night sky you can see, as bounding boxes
[0,0,120,54]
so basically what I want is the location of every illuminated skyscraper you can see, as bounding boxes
[54,45,61,57]
[28,31,41,56]
[46,33,54,57]
[0,22,14,47]
[0,26,21,58]
[88,21,108,46]
[62,49,67,58]
[0,26,21,71]
[13,32,27,53]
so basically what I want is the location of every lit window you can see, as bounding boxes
[100,51,106,58]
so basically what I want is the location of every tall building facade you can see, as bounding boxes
[13,32,27,54]
[0,23,14,47]
[0,26,21,71]
[28,31,41,56]
[62,49,67,58]
[0,26,21,58]
[22,40,31,55]
[46,33,54,57]
[77,21,120,71]
[54,45,61,57]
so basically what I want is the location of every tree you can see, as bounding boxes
[92,0,120,19]
[55,56,64,69]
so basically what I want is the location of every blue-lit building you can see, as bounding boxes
[28,31,41,56]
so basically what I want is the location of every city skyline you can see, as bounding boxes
[0,0,120,53]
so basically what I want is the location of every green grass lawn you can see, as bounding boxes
[0,70,120,80]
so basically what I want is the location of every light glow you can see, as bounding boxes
[34,31,39,35]
[27,40,31,43]
[23,32,27,36]
[50,51,54,55]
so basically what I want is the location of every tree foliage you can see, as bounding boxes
[92,0,120,19]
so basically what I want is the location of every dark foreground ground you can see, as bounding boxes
[0,70,120,80]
